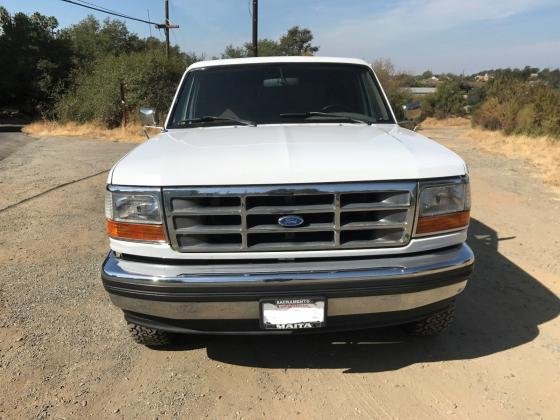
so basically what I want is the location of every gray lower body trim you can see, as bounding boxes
[101,243,474,323]
[108,281,467,319]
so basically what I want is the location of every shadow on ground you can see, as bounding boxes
[164,218,560,373]
[0,124,23,132]
[0,113,30,132]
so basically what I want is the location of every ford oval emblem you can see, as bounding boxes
[278,215,304,228]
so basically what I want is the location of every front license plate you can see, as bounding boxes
[260,298,326,330]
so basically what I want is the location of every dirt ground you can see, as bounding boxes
[0,126,559,419]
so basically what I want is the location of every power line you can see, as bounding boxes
[72,0,123,16]
[58,0,159,25]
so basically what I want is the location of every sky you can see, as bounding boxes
[3,0,560,74]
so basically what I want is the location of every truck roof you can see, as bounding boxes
[187,56,371,71]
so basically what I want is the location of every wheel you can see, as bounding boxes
[127,322,172,346]
[404,302,456,336]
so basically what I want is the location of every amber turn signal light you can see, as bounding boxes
[107,220,166,242]
[416,210,470,235]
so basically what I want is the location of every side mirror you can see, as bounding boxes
[398,120,418,131]
[398,102,421,131]
[139,107,158,126]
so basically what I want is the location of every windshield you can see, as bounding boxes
[168,63,394,128]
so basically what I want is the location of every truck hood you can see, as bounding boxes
[110,124,467,186]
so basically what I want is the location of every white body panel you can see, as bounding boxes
[186,56,372,71]
[109,124,466,186]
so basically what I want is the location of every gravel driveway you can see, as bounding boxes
[1,127,559,419]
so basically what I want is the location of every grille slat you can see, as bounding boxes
[175,226,243,234]
[248,241,336,251]
[340,204,410,212]
[339,240,402,248]
[341,191,411,206]
[248,223,335,233]
[246,204,334,214]
[175,243,244,252]
[170,207,242,216]
[163,182,416,253]
[340,222,406,230]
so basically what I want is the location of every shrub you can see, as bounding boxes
[515,104,536,134]
[472,97,520,134]
[473,97,503,131]
[421,82,466,119]
[472,75,560,138]
[55,51,193,127]
[532,85,560,138]
[501,99,523,134]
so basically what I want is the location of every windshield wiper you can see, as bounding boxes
[176,115,256,127]
[280,112,371,125]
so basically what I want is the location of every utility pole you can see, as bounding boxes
[252,0,258,57]
[156,0,179,59]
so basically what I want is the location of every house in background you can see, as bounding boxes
[475,73,493,82]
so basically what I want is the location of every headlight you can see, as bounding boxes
[105,187,166,242]
[415,178,470,236]
[106,191,162,223]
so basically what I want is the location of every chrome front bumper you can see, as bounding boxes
[101,244,474,330]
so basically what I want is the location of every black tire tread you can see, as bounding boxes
[405,302,456,336]
[128,322,172,346]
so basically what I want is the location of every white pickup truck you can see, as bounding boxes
[101,56,474,346]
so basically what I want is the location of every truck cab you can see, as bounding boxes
[102,57,474,346]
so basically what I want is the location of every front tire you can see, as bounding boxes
[404,302,456,336]
[128,322,172,346]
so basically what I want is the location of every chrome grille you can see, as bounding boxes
[163,182,417,253]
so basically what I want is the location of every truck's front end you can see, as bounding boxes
[101,57,474,345]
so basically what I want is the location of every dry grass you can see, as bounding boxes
[419,117,560,189]
[465,128,560,188]
[420,117,471,128]
[22,121,148,143]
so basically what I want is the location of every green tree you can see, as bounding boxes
[539,68,560,88]
[278,26,318,56]
[423,81,466,119]
[221,44,247,58]
[221,39,282,58]
[1,10,196,121]
[421,70,433,79]
[372,58,412,120]
[251,38,283,56]
[0,7,73,114]
[60,16,147,68]
[221,26,318,58]
[55,50,197,127]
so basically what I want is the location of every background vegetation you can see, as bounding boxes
[221,26,319,58]
[1,7,558,139]
[386,61,560,139]
[471,75,560,137]
[0,8,199,126]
